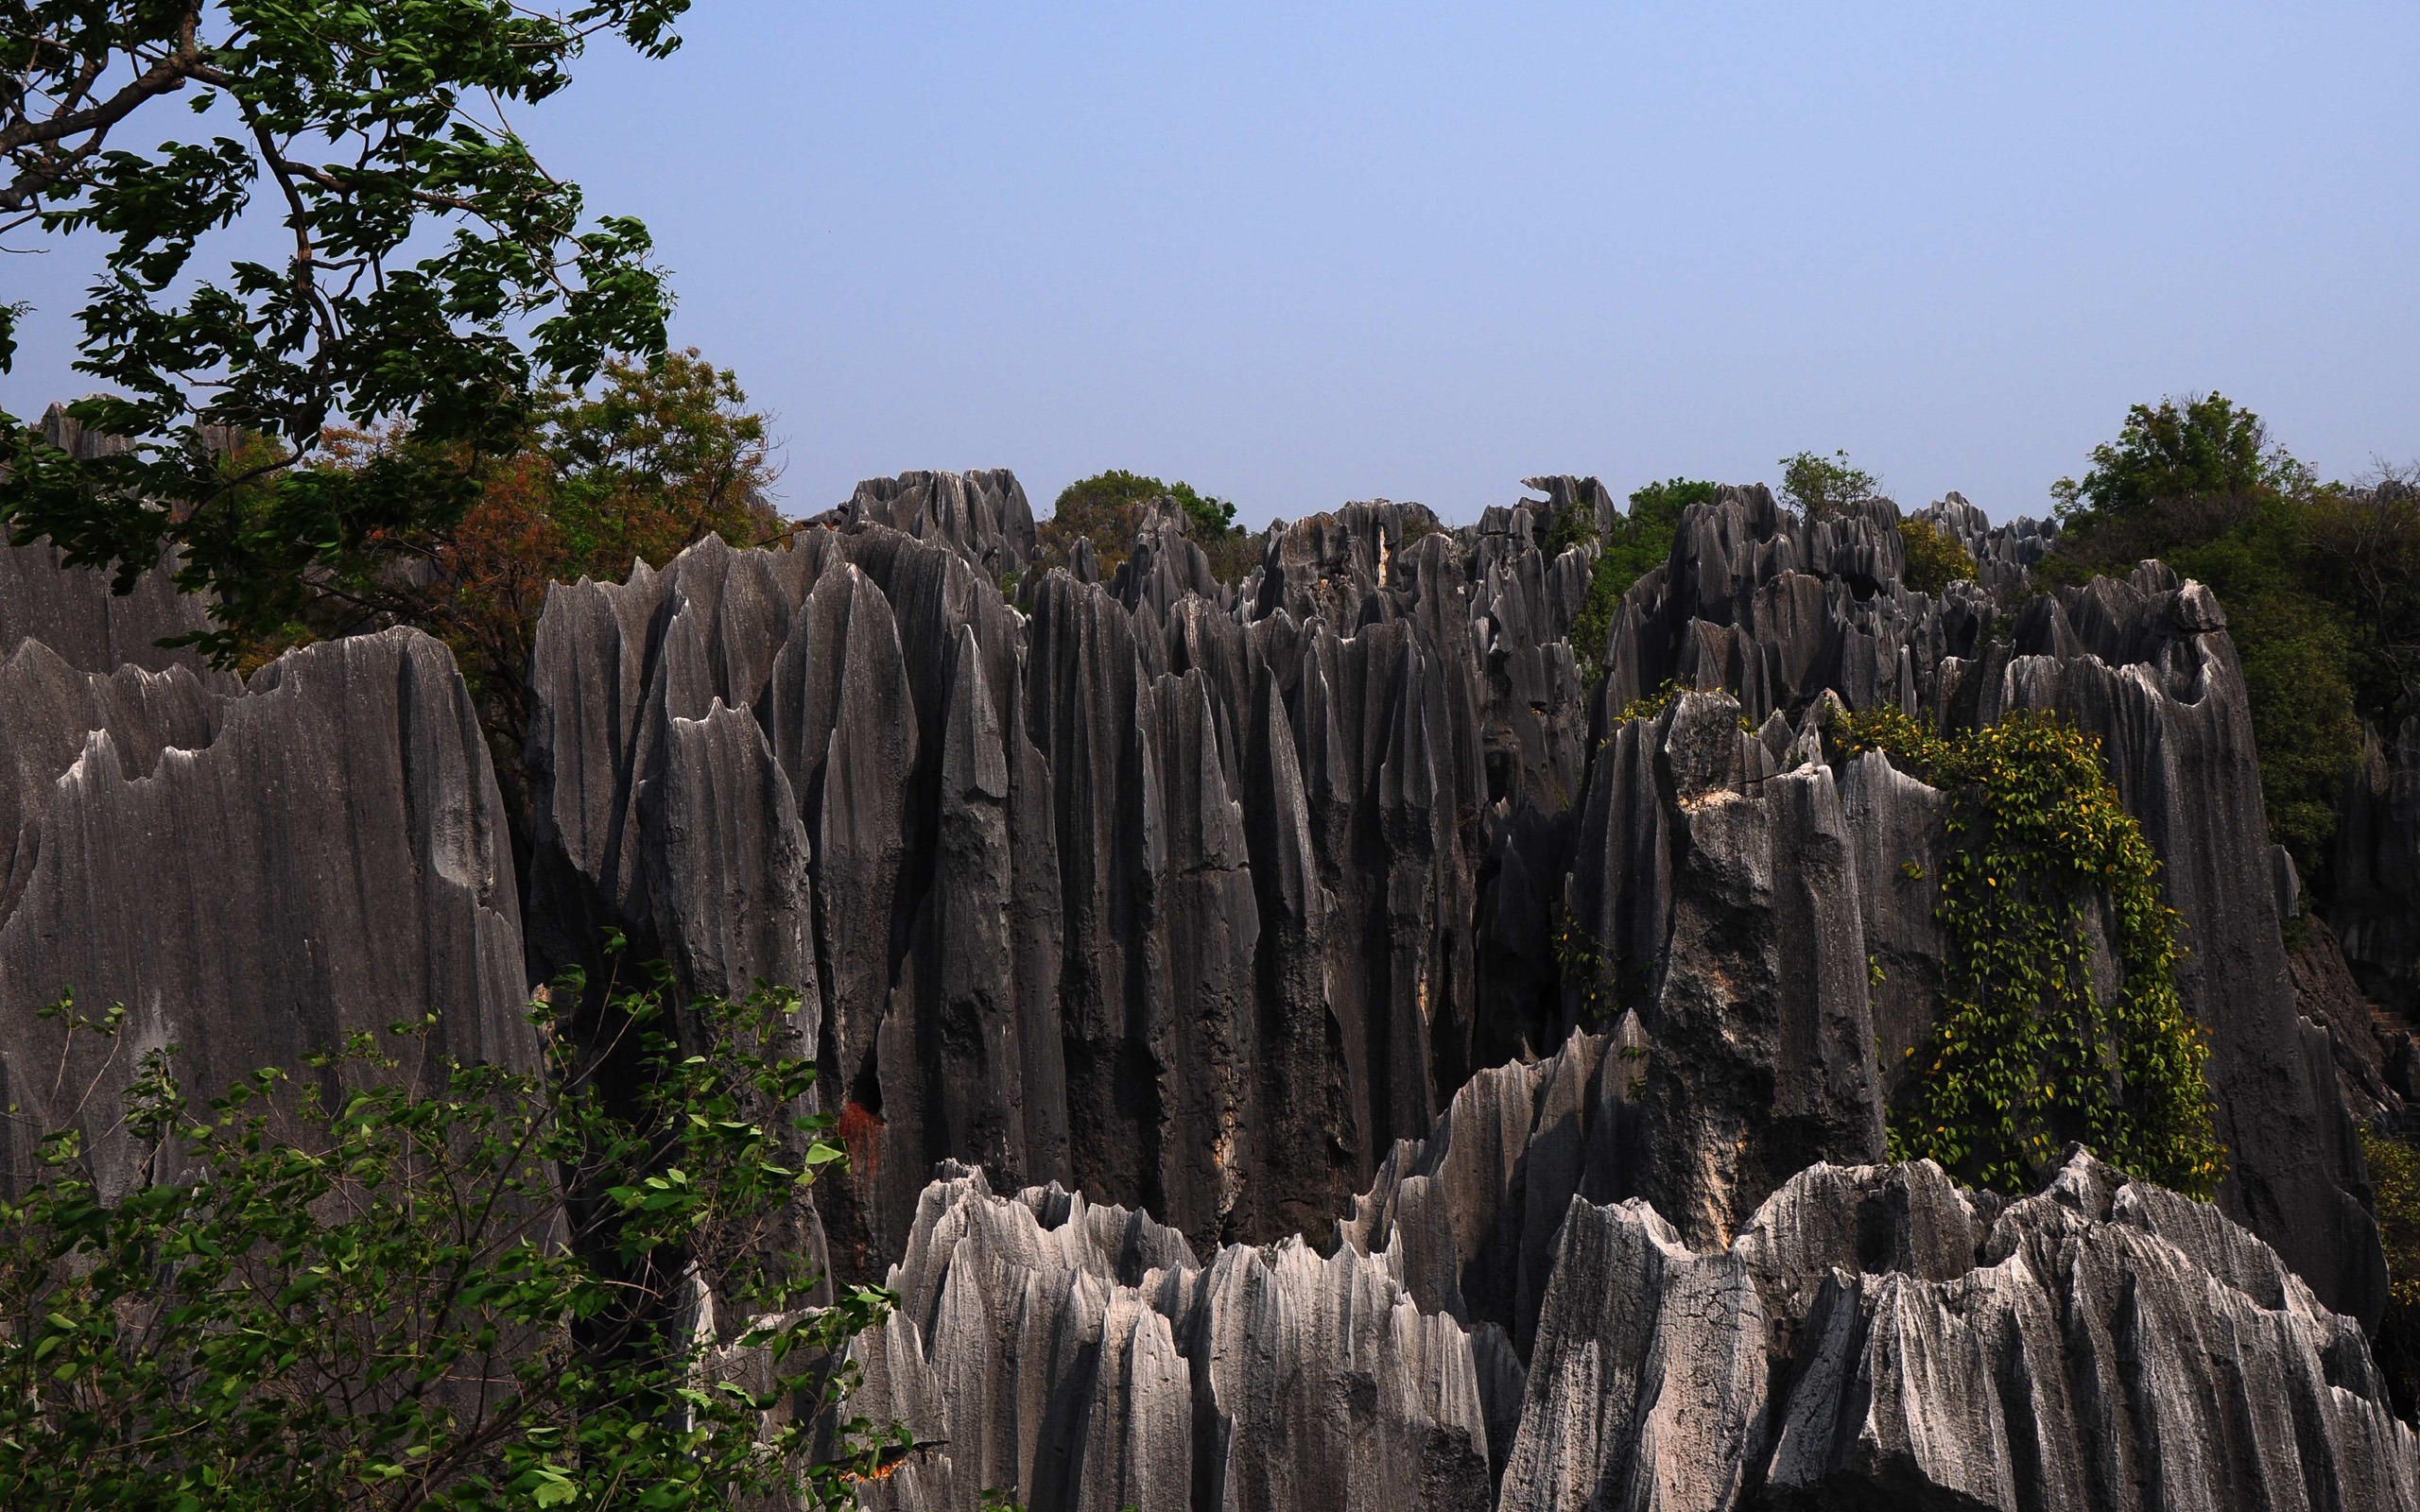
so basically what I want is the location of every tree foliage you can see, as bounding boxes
[1897,516,1978,596]
[1833,706,2224,1198]
[1035,468,1249,584]
[0,0,689,662]
[2042,394,2399,874]
[2049,392,2309,538]
[1778,449,1880,520]
[0,969,900,1510]
[2360,1126,2420,1421]
[302,350,781,787]
[1561,478,1713,680]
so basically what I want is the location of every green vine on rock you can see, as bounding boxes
[1831,706,2225,1197]
[1555,905,1614,1029]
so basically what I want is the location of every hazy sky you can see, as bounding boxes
[6,3,2416,526]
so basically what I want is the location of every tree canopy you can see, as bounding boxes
[1777,449,1880,520]
[1,0,691,662]
[1561,477,1715,680]
[1035,468,1248,583]
[2042,393,2418,874]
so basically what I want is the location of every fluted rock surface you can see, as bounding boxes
[523,472,2389,1327]
[1590,487,2381,1322]
[2,405,227,679]
[843,1162,1498,1512]
[525,479,1585,1276]
[0,626,536,1194]
[1498,1146,2419,1512]
[841,1137,2414,1511]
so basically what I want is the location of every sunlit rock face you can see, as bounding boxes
[838,1136,2416,1510]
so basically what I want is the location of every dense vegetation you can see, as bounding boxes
[2363,1128,2420,1419]
[1778,449,1882,520]
[1897,516,1979,595]
[2045,394,2419,873]
[0,971,898,1510]
[311,351,782,814]
[1832,706,2224,1197]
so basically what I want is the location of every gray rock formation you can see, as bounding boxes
[1499,1146,2420,1512]
[5,448,2415,1507]
[0,626,536,1195]
[832,1137,2415,1511]
[842,1161,1497,1512]
[2,404,227,679]
[521,473,2390,1332]
[1986,564,2386,1327]
[2336,715,2420,1022]
[826,468,1037,579]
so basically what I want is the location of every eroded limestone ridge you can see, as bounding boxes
[518,472,2388,1334]
[0,532,536,1196]
[830,1069,2417,1512]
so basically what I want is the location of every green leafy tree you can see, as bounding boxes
[1036,468,1248,583]
[2043,395,2364,872]
[2049,392,2309,539]
[2310,467,2420,727]
[1832,707,2223,1197]
[298,350,782,830]
[1778,450,1880,520]
[0,0,690,665]
[0,969,901,1510]
[2360,1126,2420,1420]
[1897,516,1979,596]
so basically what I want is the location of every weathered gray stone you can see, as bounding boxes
[0,627,535,1198]
[830,468,1037,577]
[843,1162,1492,1512]
[1497,1150,2418,1512]
[517,468,2391,1340]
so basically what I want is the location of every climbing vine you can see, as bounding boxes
[1831,706,2225,1197]
[1555,905,1613,1029]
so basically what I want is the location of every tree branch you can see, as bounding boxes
[0,9,208,211]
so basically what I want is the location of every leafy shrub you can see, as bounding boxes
[2309,469,2420,739]
[1779,450,1880,520]
[1035,470,1249,584]
[1833,707,2224,1196]
[0,971,900,1509]
[1563,479,1715,680]
[1897,517,1979,596]
[2050,392,2308,538]
[2360,1127,2420,1420]
[203,351,784,839]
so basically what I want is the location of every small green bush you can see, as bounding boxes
[2360,1127,2420,1419]
[0,971,902,1508]
[1898,517,1979,596]
[1039,470,1253,585]
[1779,450,1881,520]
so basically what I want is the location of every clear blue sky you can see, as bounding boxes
[7,3,2416,526]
